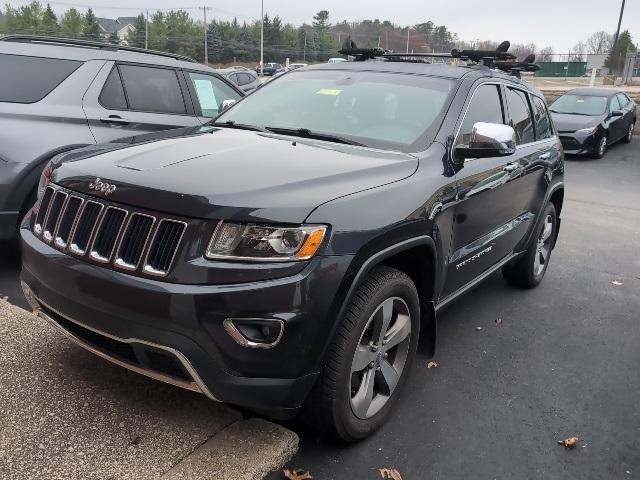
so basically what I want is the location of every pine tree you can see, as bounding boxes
[61,8,84,37]
[42,4,59,35]
[82,8,101,40]
[108,31,120,45]
[127,14,147,48]
[606,30,637,73]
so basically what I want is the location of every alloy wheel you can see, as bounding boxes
[534,214,553,277]
[349,297,412,420]
[629,124,635,142]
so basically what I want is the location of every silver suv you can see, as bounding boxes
[0,35,243,242]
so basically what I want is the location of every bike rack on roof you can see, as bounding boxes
[338,38,540,78]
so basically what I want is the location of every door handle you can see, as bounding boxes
[538,152,552,160]
[100,115,129,125]
[503,162,518,172]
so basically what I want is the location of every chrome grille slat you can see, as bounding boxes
[32,184,186,277]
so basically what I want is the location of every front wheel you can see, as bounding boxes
[593,135,607,159]
[304,266,420,442]
[502,202,557,289]
[622,122,635,144]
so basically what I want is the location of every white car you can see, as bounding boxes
[328,58,347,63]
[288,63,308,70]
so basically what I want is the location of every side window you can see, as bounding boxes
[187,72,242,117]
[118,65,186,114]
[457,84,505,146]
[532,96,553,140]
[0,53,82,103]
[616,93,629,108]
[506,88,535,145]
[236,73,253,86]
[610,95,621,112]
[99,66,127,110]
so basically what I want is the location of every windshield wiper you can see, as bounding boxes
[264,126,365,146]
[210,120,267,132]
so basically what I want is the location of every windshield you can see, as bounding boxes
[550,94,608,116]
[215,70,454,151]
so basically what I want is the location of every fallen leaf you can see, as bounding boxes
[611,280,623,286]
[558,437,579,448]
[427,361,438,369]
[495,318,503,325]
[283,469,313,480]
[379,468,403,480]
[130,436,141,446]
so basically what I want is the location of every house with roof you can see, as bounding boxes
[97,17,137,44]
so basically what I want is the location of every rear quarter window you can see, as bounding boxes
[0,54,82,103]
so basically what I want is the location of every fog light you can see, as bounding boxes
[223,318,284,349]
[20,281,41,312]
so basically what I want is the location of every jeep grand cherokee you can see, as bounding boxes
[20,46,564,442]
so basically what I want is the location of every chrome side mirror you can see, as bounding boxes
[220,99,237,113]
[454,122,517,161]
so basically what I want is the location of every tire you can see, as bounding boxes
[593,135,607,159]
[502,202,557,289]
[304,266,420,442]
[622,122,635,144]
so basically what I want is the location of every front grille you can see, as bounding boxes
[33,184,187,277]
[144,220,186,275]
[560,137,581,150]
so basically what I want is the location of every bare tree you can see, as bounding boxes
[571,41,587,61]
[538,46,554,62]
[510,43,536,61]
[586,31,613,54]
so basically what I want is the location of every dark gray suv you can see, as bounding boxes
[0,35,243,242]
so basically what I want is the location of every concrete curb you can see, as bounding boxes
[159,418,299,480]
[0,298,298,480]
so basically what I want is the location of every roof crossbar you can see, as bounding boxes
[0,35,197,63]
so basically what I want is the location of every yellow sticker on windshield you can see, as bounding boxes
[316,88,342,96]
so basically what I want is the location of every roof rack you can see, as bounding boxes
[0,35,197,63]
[338,38,539,77]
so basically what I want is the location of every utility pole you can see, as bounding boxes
[406,27,410,54]
[145,10,148,49]
[260,0,264,76]
[612,0,626,53]
[303,29,307,62]
[200,6,212,65]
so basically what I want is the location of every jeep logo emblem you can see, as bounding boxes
[88,177,117,195]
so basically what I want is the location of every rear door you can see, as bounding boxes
[82,62,200,143]
[443,82,528,296]
[616,93,635,138]
[607,94,625,142]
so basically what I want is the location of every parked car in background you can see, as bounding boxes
[256,62,285,76]
[550,88,636,158]
[0,35,243,242]
[217,68,261,93]
[288,63,308,70]
[327,57,347,63]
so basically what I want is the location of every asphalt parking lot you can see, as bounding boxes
[1,137,639,479]
[275,137,640,479]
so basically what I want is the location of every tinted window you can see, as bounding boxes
[532,96,553,140]
[99,67,127,110]
[506,88,535,145]
[216,70,454,151]
[187,72,242,117]
[0,54,82,103]
[236,73,254,86]
[119,65,186,114]
[457,84,505,145]
[616,93,629,108]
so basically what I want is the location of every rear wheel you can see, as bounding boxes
[502,202,557,289]
[304,266,420,442]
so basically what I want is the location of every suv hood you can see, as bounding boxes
[52,128,418,223]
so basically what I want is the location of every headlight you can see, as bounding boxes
[206,222,327,261]
[576,127,597,135]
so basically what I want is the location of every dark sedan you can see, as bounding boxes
[255,62,284,76]
[550,88,636,158]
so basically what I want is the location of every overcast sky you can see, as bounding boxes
[10,0,639,53]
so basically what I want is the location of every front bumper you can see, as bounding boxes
[559,132,600,155]
[20,227,354,415]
